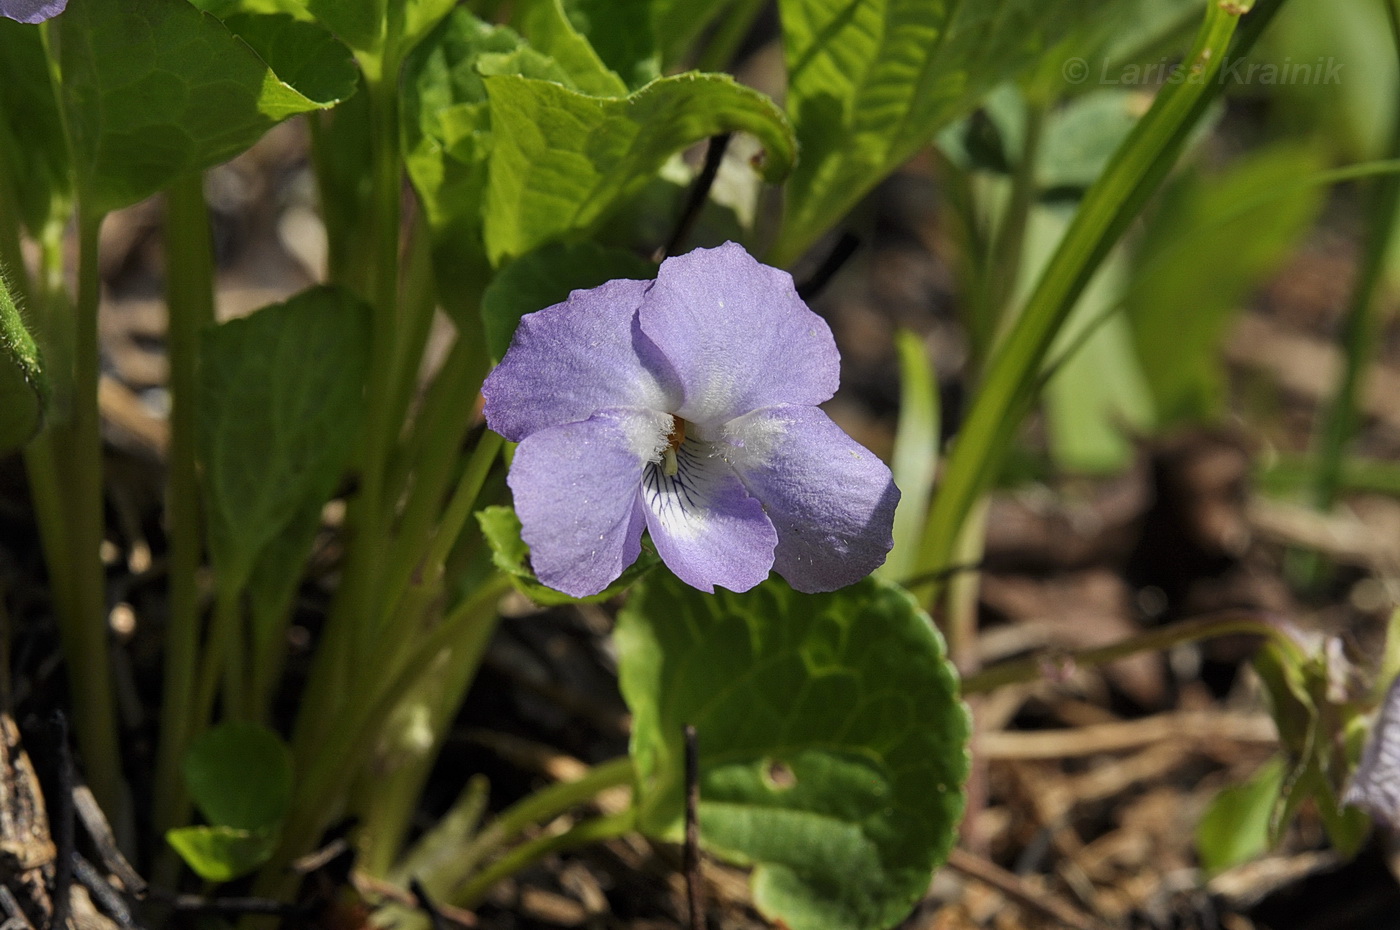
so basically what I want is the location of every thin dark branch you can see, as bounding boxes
[683,724,704,930]
[72,784,144,897]
[48,713,74,930]
[796,232,860,301]
[71,855,138,930]
[0,886,36,930]
[660,134,733,261]
[164,895,306,919]
[409,880,450,930]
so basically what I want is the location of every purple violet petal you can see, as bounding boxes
[484,278,680,441]
[720,404,898,592]
[641,440,776,593]
[509,408,668,598]
[1345,674,1400,828]
[1,0,65,23]
[639,242,839,428]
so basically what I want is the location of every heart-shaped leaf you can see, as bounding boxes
[617,574,969,930]
[58,0,348,214]
[183,721,293,830]
[197,286,370,585]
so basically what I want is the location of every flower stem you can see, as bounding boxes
[52,206,124,822]
[1310,0,1400,516]
[153,172,216,837]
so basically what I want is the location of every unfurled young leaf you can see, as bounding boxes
[197,287,371,585]
[57,0,349,214]
[617,574,969,930]
[482,72,794,265]
[0,268,46,453]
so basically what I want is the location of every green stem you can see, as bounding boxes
[911,1,1258,607]
[981,101,1045,351]
[191,575,246,729]
[355,586,503,875]
[961,611,1306,695]
[153,173,216,836]
[1312,0,1400,513]
[295,43,408,762]
[429,756,635,903]
[379,431,502,628]
[263,574,513,896]
[456,810,636,910]
[52,206,123,820]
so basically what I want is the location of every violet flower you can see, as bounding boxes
[0,0,66,23]
[1345,674,1400,829]
[483,242,898,598]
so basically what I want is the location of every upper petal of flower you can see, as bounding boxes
[1,0,66,23]
[638,242,839,427]
[720,405,898,592]
[483,278,680,441]
[508,407,670,598]
[640,441,776,593]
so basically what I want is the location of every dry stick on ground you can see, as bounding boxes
[945,847,1101,930]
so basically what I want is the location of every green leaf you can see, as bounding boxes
[1037,91,1142,194]
[220,12,359,107]
[197,286,371,584]
[1195,755,1286,875]
[0,17,70,235]
[772,0,1095,264]
[1028,206,1154,474]
[0,268,46,453]
[481,241,654,360]
[401,8,570,322]
[482,71,795,265]
[166,824,278,882]
[1126,143,1325,425]
[476,505,658,605]
[183,721,293,829]
[881,330,939,582]
[517,0,627,96]
[300,0,382,51]
[57,0,344,215]
[617,575,969,930]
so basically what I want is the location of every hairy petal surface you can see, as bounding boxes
[484,278,679,440]
[509,408,670,598]
[1,0,65,23]
[639,242,839,426]
[641,441,776,593]
[722,404,898,592]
